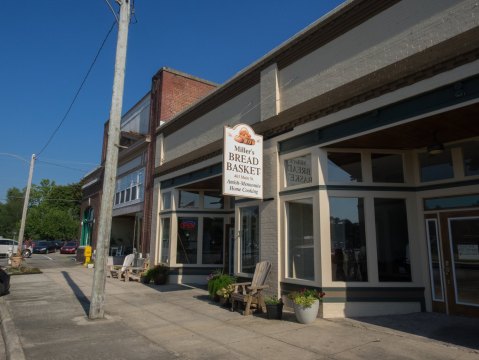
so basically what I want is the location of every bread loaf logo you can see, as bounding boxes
[234,127,256,145]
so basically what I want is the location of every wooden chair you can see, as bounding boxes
[126,258,149,282]
[109,253,135,281]
[230,261,272,315]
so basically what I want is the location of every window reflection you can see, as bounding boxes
[329,197,367,282]
[204,192,224,209]
[419,150,453,182]
[372,153,404,183]
[327,152,362,182]
[463,141,479,177]
[179,190,200,208]
[287,199,314,281]
[240,206,259,273]
[202,217,224,264]
[177,217,198,264]
[375,198,411,282]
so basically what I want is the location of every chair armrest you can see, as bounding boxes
[248,285,269,291]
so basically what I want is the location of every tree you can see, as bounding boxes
[0,187,24,238]
[0,180,82,241]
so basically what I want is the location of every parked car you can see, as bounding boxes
[52,240,64,250]
[60,241,78,254]
[0,239,18,257]
[32,240,56,254]
[0,266,10,296]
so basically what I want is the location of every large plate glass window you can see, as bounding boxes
[202,217,224,264]
[204,192,224,209]
[419,150,453,182]
[161,192,171,210]
[371,153,404,183]
[462,141,479,177]
[287,198,314,280]
[240,206,259,273]
[179,190,200,209]
[327,152,362,183]
[160,218,170,263]
[329,197,368,281]
[285,155,312,187]
[177,217,198,264]
[375,198,411,281]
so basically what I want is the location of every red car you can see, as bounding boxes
[60,242,78,254]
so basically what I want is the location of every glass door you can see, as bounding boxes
[436,211,479,316]
[439,211,479,316]
[239,206,259,274]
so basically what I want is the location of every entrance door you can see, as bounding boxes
[426,211,479,316]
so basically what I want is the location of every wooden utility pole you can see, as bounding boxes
[14,153,36,267]
[89,0,130,319]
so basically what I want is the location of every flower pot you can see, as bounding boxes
[153,273,167,285]
[219,297,230,307]
[140,275,150,284]
[293,299,319,324]
[266,303,283,320]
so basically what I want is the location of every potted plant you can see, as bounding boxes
[146,263,169,285]
[288,288,325,324]
[216,284,234,306]
[207,271,235,302]
[264,295,283,320]
[139,271,150,284]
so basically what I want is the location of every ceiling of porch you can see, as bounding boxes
[329,102,479,150]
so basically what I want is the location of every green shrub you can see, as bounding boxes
[207,272,236,299]
[264,295,282,305]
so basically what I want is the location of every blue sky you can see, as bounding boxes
[0,0,344,202]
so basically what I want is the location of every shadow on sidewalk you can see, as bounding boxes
[352,313,479,350]
[61,271,90,316]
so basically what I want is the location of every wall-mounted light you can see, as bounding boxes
[427,132,444,155]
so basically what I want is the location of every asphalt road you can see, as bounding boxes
[0,251,78,269]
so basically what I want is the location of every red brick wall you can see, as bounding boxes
[142,69,217,255]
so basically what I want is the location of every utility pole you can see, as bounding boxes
[14,153,36,267]
[89,0,130,319]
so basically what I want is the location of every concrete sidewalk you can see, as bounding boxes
[1,266,479,360]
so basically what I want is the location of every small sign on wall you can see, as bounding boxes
[223,124,263,199]
[458,244,479,260]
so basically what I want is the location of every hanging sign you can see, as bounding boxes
[223,124,263,199]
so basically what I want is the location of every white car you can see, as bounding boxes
[0,238,18,256]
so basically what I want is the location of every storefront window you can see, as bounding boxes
[240,206,259,273]
[374,198,411,282]
[329,197,368,282]
[419,150,453,182]
[285,155,312,187]
[179,190,199,208]
[204,192,224,209]
[327,152,362,182]
[372,153,404,183]
[202,218,224,264]
[177,217,198,264]
[287,199,314,281]
[462,141,479,177]
[160,218,170,263]
[162,192,171,210]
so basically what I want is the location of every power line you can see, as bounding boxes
[36,160,90,173]
[36,21,117,158]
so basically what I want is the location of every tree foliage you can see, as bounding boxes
[0,179,82,240]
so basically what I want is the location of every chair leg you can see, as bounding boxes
[244,296,253,316]
[258,293,266,313]
[231,298,235,312]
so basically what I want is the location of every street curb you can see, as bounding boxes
[0,297,26,360]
